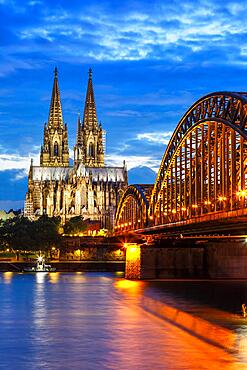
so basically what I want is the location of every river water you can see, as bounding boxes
[0,272,247,370]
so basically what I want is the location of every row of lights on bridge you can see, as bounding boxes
[116,189,246,229]
[156,190,246,214]
[115,220,141,229]
[157,190,246,201]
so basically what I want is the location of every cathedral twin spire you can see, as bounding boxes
[47,67,63,129]
[75,68,105,167]
[40,67,105,168]
[82,68,98,130]
[40,67,69,167]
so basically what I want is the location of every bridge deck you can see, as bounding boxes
[135,208,247,236]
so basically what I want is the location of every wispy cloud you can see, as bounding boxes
[106,153,160,171]
[0,150,39,176]
[0,0,246,70]
[136,131,172,145]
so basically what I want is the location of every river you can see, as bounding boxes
[0,272,247,370]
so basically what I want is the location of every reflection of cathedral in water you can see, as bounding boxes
[24,68,128,230]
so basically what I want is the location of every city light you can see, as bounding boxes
[237,190,247,197]
[218,196,227,201]
[1,3,247,369]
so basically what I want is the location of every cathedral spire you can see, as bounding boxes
[73,69,105,168]
[76,113,82,145]
[48,67,63,129]
[83,68,98,130]
[40,68,69,167]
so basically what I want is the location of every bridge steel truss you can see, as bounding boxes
[150,92,247,226]
[115,184,153,233]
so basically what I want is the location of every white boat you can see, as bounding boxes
[24,256,56,272]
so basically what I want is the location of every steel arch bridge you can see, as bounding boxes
[115,92,247,234]
[115,184,153,232]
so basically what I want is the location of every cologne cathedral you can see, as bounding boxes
[24,68,128,230]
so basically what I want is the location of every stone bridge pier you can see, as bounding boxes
[125,238,247,279]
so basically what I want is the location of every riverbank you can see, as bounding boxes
[0,261,125,272]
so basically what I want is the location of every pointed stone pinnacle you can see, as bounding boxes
[54,66,58,78]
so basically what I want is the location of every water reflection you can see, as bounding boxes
[35,272,48,284]
[0,273,247,369]
[115,279,246,357]
[48,272,60,284]
[2,271,13,283]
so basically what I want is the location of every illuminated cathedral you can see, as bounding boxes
[24,68,128,230]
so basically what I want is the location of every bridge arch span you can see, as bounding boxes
[115,184,153,233]
[150,92,247,225]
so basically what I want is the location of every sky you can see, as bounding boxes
[0,0,247,210]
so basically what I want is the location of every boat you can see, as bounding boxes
[24,256,56,272]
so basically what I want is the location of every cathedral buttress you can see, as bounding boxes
[74,69,105,168]
[40,67,69,167]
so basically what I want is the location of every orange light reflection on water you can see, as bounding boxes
[2,272,13,284]
[48,272,60,284]
[114,278,247,369]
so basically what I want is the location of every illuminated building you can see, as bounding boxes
[24,68,128,230]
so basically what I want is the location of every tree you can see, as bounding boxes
[33,215,62,251]
[63,216,88,235]
[0,216,62,252]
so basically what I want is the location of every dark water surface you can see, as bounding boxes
[0,272,247,370]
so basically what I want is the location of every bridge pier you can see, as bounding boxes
[125,239,247,279]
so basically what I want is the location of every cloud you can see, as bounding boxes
[136,131,172,145]
[0,150,39,175]
[106,153,160,172]
[0,0,246,72]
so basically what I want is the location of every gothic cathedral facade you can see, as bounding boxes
[24,68,128,230]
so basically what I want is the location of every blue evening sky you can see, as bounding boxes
[0,0,247,209]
